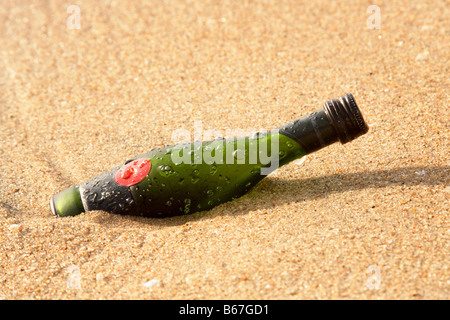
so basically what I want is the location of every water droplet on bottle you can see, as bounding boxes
[233,149,245,160]
[121,167,135,179]
[251,132,261,139]
[206,190,214,197]
[286,141,294,148]
[166,200,172,206]
[184,198,191,204]
[87,192,98,202]
[161,183,166,187]
[216,186,223,192]
[279,150,286,158]
[179,178,185,184]
[193,169,199,175]
[210,165,217,175]
[191,177,199,184]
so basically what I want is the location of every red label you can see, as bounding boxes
[114,158,151,186]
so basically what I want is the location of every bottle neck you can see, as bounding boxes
[278,109,338,154]
[278,93,369,154]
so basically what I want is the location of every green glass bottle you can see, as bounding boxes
[51,93,368,218]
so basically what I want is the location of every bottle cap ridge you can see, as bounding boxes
[323,93,369,144]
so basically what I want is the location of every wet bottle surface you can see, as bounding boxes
[51,93,369,218]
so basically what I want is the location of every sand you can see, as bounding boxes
[0,0,448,299]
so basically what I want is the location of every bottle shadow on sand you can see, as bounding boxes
[140,164,448,226]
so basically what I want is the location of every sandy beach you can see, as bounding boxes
[0,0,448,299]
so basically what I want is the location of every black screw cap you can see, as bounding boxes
[323,93,369,144]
